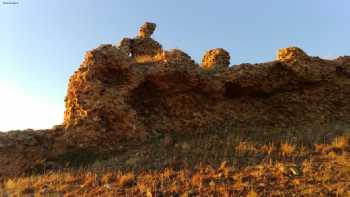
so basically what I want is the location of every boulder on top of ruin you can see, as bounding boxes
[201,48,230,70]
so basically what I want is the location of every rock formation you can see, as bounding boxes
[138,22,157,38]
[62,21,350,150]
[277,47,310,62]
[201,48,230,70]
[117,22,162,59]
[1,22,350,178]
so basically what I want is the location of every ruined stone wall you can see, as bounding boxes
[63,23,350,149]
[0,129,62,178]
[1,22,350,178]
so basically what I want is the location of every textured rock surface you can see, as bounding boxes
[1,22,350,178]
[0,129,64,179]
[155,49,196,65]
[138,22,156,38]
[117,22,162,59]
[277,47,310,62]
[64,23,350,150]
[201,48,230,70]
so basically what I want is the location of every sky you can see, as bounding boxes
[0,0,349,131]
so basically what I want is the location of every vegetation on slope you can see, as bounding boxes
[2,126,350,196]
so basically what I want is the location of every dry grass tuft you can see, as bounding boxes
[280,142,296,157]
[117,172,136,188]
[332,135,349,149]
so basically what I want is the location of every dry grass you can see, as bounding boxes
[332,135,349,149]
[280,142,296,157]
[2,126,350,196]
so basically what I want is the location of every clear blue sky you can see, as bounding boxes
[1,0,349,131]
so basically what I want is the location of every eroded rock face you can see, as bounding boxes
[201,48,230,70]
[63,24,350,150]
[63,44,142,149]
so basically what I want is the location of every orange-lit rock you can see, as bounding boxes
[117,22,162,59]
[0,128,65,179]
[63,22,350,151]
[277,47,310,62]
[201,48,230,70]
[138,22,157,38]
[155,49,196,65]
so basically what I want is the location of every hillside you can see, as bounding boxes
[1,22,350,196]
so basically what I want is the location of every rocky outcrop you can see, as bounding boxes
[277,47,310,62]
[117,22,162,59]
[138,22,157,38]
[201,48,230,70]
[63,23,350,150]
[1,22,350,178]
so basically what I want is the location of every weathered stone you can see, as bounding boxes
[0,130,60,178]
[138,22,157,38]
[117,38,132,56]
[0,140,12,148]
[155,49,196,66]
[8,131,38,146]
[131,37,162,58]
[277,47,310,62]
[201,48,230,70]
[117,22,162,59]
[62,23,350,151]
